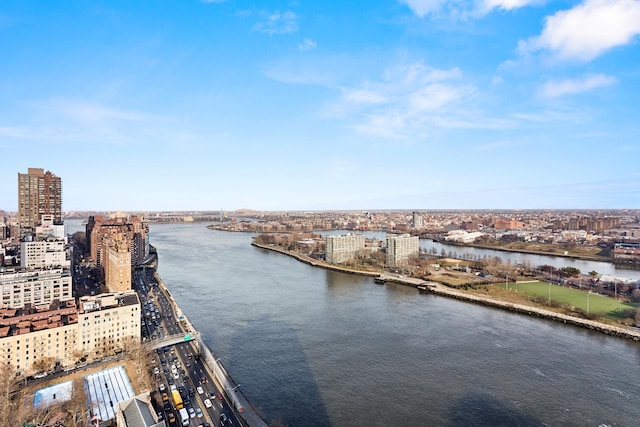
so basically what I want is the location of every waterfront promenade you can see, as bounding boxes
[252,241,640,342]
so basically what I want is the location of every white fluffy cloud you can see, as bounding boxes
[520,0,640,61]
[399,0,544,17]
[538,74,617,98]
[298,38,317,51]
[398,0,449,17]
[479,0,545,13]
[253,11,298,35]
[332,62,477,139]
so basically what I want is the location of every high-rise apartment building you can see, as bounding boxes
[325,233,365,264]
[86,213,148,268]
[18,168,62,237]
[386,234,419,267]
[412,212,424,229]
[105,234,132,293]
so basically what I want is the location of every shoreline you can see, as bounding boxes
[251,241,640,342]
[430,239,612,262]
[213,226,614,263]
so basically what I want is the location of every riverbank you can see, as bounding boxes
[251,241,380,277]
[252,242,640,342]
[421,281,640,341]
[438,240,612,262]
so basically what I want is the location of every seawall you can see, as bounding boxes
[251,241,380,277]
[253,242,640,342]
[420,281,640,341]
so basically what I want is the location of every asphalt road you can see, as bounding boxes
[137,269,241,427]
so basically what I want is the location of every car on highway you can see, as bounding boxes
[204,399,212,408]
[173,372,179,380]
[195,408,203,417]
[159,384,166,392]
[197,386,204,395]
[167,413,176,425]
[220,413,229,424]
[188,407,196,418]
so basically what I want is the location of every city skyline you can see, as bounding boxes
[1,1,639,211]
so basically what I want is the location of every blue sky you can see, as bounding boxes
[1,0,639,211]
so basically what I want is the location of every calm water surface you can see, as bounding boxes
[148,223,640,426]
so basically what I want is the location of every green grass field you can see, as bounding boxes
[509,281,636,319]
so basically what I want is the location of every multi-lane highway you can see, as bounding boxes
[135,269,241,427]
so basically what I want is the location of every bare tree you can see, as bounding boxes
[32,356,56,374]
[0,363,19,427]
[66,378,87,427]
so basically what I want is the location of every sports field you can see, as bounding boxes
[509,281,636,319]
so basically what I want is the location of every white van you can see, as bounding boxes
[179,407,189,426]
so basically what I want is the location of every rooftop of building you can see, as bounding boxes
[0,300,78,337]
[79,291,139,314]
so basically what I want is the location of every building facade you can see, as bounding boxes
[18,168,63,237]
[325,233,365,264]
[105,234,132,293]
[20,238,69,269]
[35,214,67,242]
[0,291,141,376]
[412,212,424,229]
[386,234,419,267]
[86,213,148,268]
[78,291,141,359]
[0,267,72,309]
[0,300,79,376]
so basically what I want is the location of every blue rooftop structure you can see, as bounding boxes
[33,380,73,408]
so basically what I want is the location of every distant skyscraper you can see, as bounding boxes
[412,212,423,229]
[18,168,62,236]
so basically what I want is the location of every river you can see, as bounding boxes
[142,223,640,427]
[64,220,640,426]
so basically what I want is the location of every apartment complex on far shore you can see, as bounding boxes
[325,233,365,264]
[386,234,419,268]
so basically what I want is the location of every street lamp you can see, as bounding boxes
[548,281,551,304]
[587,292,590,314]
